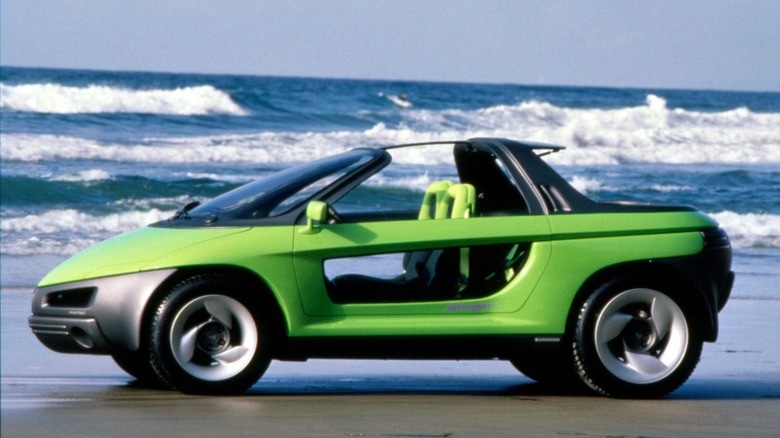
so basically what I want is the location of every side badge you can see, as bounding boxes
[444,303,497,313]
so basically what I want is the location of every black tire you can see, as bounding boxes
[149,275,272,395]
[572,278,702,398]
[112,350,168,388]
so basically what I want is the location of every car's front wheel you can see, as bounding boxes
[112,349,167,388]
[149,275,272,394]
[573,279,702,398]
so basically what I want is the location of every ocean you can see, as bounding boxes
[1,66,778,299]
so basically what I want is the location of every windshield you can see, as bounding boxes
[188,150,376,221]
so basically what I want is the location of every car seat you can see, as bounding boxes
[328,181,475,303]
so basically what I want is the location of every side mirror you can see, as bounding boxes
[301,201,328,234]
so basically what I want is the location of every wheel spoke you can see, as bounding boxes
[650,296,673,339]
[624,348,668,375]
[166,291,262,385]
[204,298,233,328]
[597,312,633,343]
[213,346,250,365]
[179,324,202,363]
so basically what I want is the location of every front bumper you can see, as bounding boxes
[29,315,113,354]
[29,269,176,355]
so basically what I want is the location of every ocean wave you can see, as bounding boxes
[0,82,247,115]
[1,93,778,166]
[49,169,113,182]
[568,176,696,195]
[0,133,347,163]
[568,176,605,194]
[365,173,439,192]
[400,95,780,165]
[1,208,168,234]
[3,128,777,168]
[2,235,102,257]
[711,211,780,250]
[0,208,170,255]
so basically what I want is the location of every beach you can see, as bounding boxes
[2,67,779,436]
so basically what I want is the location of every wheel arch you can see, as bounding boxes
[138,265,289,354]
[567,260,717,342]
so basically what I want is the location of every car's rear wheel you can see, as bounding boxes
[573,279,702,398]
[149,275,272,394]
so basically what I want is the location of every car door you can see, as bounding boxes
[292,213,553,320]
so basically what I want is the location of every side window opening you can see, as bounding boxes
[323,242,531,304]
[333,144,460,218]
[333,144,529,220]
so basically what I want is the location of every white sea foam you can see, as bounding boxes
[3,235,100,256]
[0,82,247,115]
[1,94,778,166]
[710,211,780,249]
[365,173,439,192]
[180,171,251,184]
[113,195,193,211]
[0,209,168,234]
[648,184,695,193]
[0,133,351,164]
[567,176,695,195]
[1,209,170,255]
[568,176,604,194]
[397,94,780,165]
[50,169,113,182]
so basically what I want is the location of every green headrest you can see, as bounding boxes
[418,181,476,220]
[445,183,476,218]
[419,180,454,220]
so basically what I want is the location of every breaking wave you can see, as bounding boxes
[711,211,780,250]
[0,208,169,255]
[398,95,780,165]
[3,94,778,166]
[0,82,247,115]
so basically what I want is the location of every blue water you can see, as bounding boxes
[2,66,779,296]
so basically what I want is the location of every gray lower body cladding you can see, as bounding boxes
[29,269,176,355]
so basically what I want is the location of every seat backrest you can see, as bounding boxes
[418,180,454,220]
[405,182,476,294]
[444,183,476,218]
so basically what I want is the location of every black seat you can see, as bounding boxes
[327,182,475,304]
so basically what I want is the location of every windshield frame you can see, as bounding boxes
[157,148,388,228]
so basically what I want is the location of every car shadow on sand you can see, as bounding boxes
[238,375,780,400]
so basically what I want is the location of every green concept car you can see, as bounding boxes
[30,138,734,398]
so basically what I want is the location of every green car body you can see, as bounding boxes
[30,138,734,397]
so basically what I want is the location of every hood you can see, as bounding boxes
[38,226,250,286]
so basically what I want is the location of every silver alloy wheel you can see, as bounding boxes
[594,288,689,384]
[169,294,258,382]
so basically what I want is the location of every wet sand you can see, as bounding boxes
[2,377,779,437]
[2,290,779,437]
